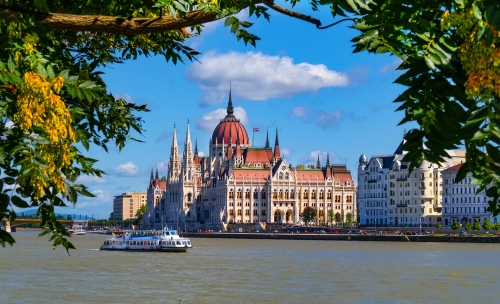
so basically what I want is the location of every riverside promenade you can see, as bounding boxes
[183,232,500,243]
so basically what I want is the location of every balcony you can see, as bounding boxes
[396,177,407,181]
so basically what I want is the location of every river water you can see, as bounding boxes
[1,231,499,303]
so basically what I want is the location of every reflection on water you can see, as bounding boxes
[1,231,499,303]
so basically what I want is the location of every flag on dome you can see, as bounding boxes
[253,127,259,131]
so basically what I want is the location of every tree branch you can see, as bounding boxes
[0,2,355,35]
[262,0,358,29]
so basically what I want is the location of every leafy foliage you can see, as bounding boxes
[302,206,316,224]
[452,221,461,232]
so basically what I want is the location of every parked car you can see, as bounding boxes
[460,231,468,236]
[422,231,431,235]
[272,230,278,233]
[318,230,326,234]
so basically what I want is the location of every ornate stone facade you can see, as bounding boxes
[145,92,356,230]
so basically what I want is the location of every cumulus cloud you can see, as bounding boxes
[113,162,141,177]
[195,106,249,132]
[290,106,365,130]
[76,175,106,185]
[187,51,349,105]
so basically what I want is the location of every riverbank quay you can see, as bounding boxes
[183,232,500,243]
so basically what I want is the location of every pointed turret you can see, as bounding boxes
[155,166,159,180]
[227,82,234,117]
[150,167,154,180]
[325,153,332,179]
[167,124,181,182]
[182,120,194,181]
[316,155,321,169]
[194,139,200,165]
[265,129,270,149]
[273,128,280,159]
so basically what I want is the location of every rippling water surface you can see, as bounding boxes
[1,231,499,303]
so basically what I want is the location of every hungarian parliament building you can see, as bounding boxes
[144,92,356,230]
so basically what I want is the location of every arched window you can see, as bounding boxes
[278,190,283,199]
[311,190,316,199]
[261,190,267,199]
[285,173,289,180]
[187,193,192,202]
[229,190,234,199]
[285,190,289,199]
[279,173,283,180]
[253,190,258,199]
[303,190,308,199]
[272,190,278,199]
[290,190,295,199]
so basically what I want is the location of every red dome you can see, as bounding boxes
[211,91,249,145]
[212,116,249,145]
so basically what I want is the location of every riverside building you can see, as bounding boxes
[357,138,465,228]
[144,91,356,231]
[441,163,491,227]
[113,192,147,220]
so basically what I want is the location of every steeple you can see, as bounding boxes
[182,120,194,181]
[326,153,331,167]
[167,124,181,182]
[150,167,154,180]
[273,128,280,159]
[194,139,198,155]
[227,82,234,117]
[155,166,159,180]
[316,155,321,169]
[265,129,270,149]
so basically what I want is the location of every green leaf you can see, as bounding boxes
[7,56,15,73]
[11,196,30,208]
[47,65,55,79]
[472,4,482,20]
[424,55,435,70]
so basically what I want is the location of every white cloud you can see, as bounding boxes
[195,106,249,132]
[290,106,365,130]
[113,162,141,177]
[76,175,106,185]
[198,151,205,157]
[187,51,349,105]
[157,160,169,176]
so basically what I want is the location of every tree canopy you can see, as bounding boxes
[1,0,500,251]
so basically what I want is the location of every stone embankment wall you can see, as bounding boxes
[183,233,500,243]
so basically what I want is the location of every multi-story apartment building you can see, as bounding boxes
[144,92,357,231]
[113,192,147,220]
[441,163,491,227]
[357,139,465,227]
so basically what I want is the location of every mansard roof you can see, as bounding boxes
[242,147,274,165]
[443,163,463,172]
[231,168,270,182]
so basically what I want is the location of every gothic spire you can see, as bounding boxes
[275,128,279,147]
[194,138,198,155]
[150,167,154,180]
[155,166,159,179]
[227,81,234,117]
[265,129,270,149]
[316,155,321,169]
[326,153,331,167]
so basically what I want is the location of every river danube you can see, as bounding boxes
[1,231,499,303]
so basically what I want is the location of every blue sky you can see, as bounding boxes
[55,3,413,219]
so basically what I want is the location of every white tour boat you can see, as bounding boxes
[69,227,86,235]
[100,227,192,252]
